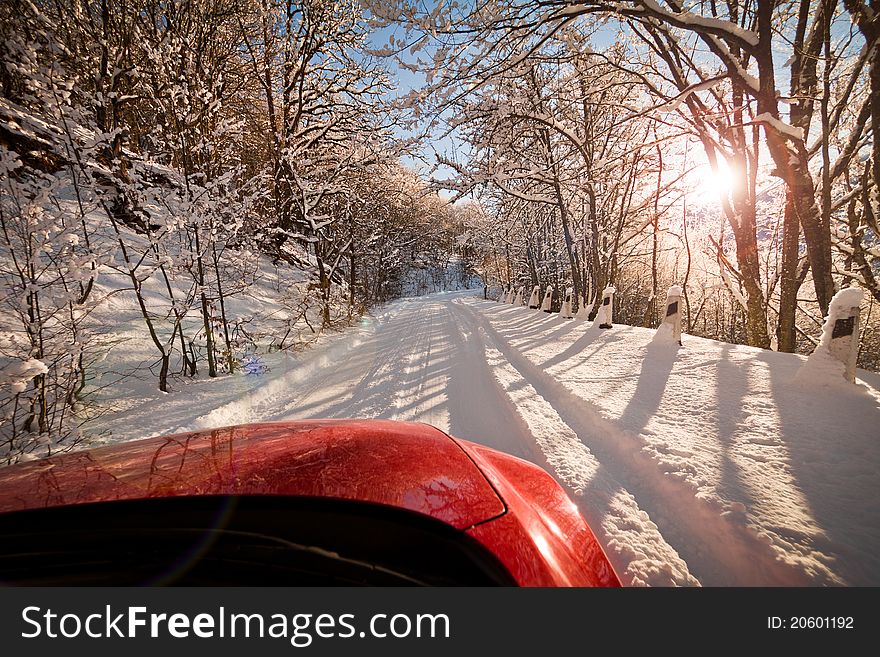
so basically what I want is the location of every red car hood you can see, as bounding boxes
[0,420,506,530]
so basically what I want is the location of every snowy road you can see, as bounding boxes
[89,290,880,586]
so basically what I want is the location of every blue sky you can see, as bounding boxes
[365,18,463,196]
[364,11,621,192]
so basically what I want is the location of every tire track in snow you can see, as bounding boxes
[458,299,813,586]
[273,299,447,424]
[183,302,410,428]
[446,305,564,463]
[390,303,449,428]
[289,301,422,420]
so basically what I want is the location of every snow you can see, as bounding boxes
[795,287,864,388]
[76,291,880,586]
[561,287,574,319]
[540,287,553,312]
[0,358,49,394]
[662,78,723,113]
[576,296,593,320]
[596,285,616,327]
[527,285,541,309]
[819,287,864,348]
[650,321,678,346]
[794,346,849,389]
[638,0,760,46]
[400,256,477,297]
[652,285,683,345]
[755,112,805,142]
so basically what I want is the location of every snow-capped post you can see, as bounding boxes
[829,305,860,382]
[598,286,615,329]
[561,287,574,319]
[540,286,553,313]
[798,288,863,384]
[658,284,683,345]
[528,285,541,309]
[514,286,524,306]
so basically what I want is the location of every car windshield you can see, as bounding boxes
[1,0,879,589]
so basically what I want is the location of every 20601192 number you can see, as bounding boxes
[767,616,855,629]
[789,617,854,629]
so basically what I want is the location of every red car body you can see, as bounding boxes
[0,420,620,586]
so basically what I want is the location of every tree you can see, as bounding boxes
[380,0,874,347]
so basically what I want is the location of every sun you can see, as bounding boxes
[690,157,736,205]
[704,158,735,196]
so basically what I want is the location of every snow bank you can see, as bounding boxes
[650,321,677,345]
[795,287,864,388]
[652,285,683,346]
[476,298,880,585]
[576,296,593,320]
[794,346,848,388]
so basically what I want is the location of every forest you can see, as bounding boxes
[1,0,877,461]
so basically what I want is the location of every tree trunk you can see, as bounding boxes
[212,241,235,373]
[754,0,834,315]
[776,192,802,351]
[316,243,332,328]
[194,225,217,378]
[725,74,770,348]
[776,0,824,352]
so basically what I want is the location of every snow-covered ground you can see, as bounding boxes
[83,290,880,586]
